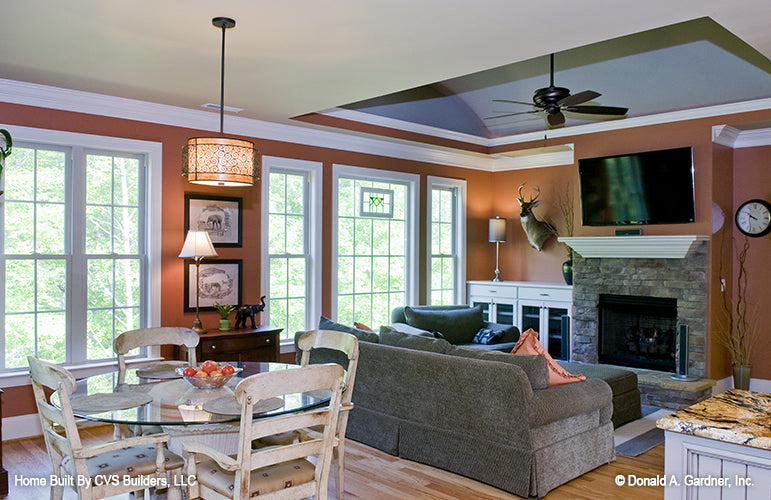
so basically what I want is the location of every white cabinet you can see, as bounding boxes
[467,281,572,359]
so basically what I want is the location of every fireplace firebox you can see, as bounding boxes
[598,294,677,372]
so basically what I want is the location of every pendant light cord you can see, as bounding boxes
[219,22,226,137]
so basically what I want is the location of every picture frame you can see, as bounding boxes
[185,193,242,247]
[184,259,242,312]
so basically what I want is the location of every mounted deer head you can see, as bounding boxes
[517,182,556,251]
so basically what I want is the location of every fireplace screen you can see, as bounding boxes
[598,294,677,372]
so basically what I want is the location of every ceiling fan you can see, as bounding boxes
[487,54,628,128]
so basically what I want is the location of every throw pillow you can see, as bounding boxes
[379,326,453,354]
[354,321,374,332]
[510,328,586,386]
[389,322,434,337]
[403,305,484,345]
[471,328,504,345]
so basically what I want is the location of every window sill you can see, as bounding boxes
[0,357,163,387]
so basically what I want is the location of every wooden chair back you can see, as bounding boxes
[114,326,199,373]
[297,329,359,406]
[185,363,345,500]
[27,355,182,500]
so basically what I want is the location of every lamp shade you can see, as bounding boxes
[182,137,259,186]
[489,217,507,243]
[179,230,219,259]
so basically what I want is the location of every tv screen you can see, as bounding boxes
[578,146,695,226]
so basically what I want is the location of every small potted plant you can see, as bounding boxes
[213,302,236,332]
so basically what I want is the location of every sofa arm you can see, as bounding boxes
[529,378,613,427]
[486,322,520,343]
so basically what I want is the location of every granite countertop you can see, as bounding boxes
[656,389,771,450]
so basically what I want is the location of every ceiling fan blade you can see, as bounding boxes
[485,110,540,120]
[547,112,565,127]
[563,105,629,116]
[558,90,601,107]
[493,99,537,107]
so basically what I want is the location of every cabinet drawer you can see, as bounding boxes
[200,334,272,355]
[518,286,572,302]
[467,283,518,300]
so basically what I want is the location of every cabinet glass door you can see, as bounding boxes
[547,307,569,360]
[520,305,541,333]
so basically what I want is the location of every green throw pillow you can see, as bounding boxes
[403,305,484,345]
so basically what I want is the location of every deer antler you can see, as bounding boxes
[531,184,541,202]
[517,182,526,201]
[518,182,541,202]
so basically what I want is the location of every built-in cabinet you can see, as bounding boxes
[467,281,572,360]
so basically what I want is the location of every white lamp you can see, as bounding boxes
[489,217,507,282]
[179,230,219,334]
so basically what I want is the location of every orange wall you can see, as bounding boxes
[2,101,771,419]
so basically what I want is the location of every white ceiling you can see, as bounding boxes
[2,1,771,147]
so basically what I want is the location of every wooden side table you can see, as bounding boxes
[179,326,283,363]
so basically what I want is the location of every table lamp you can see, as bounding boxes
[179,230,218,335]
[489,217,507,282]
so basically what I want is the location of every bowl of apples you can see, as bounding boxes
[177,360,242,389]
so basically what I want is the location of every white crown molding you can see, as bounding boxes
[4,79,771,172]
[712,124,771,148]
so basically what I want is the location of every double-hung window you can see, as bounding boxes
[261,157,322,341]
[332,165,419,328]
[427,177,466,305]
[0,127,161,374]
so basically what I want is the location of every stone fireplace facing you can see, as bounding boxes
[570,240,708,379]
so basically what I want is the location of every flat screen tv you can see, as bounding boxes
[578,146,695,226]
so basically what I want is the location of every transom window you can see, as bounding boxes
[333,165,418,328]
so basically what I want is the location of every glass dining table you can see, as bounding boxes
[64,361,332,455]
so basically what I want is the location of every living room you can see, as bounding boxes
[1,2,771,499]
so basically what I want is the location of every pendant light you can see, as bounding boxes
[182,17,259,186]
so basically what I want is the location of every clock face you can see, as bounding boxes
[735,199,771,237]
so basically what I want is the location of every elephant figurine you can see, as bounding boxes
[234,296,266,329]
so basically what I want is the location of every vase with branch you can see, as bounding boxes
[556,183,575,284]
[717,235,758,390]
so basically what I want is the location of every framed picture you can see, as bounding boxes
[184,259,242,312]
[185,193,242,247]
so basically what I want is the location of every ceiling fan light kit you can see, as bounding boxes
[488,53,629,129]
[182,17,259,187]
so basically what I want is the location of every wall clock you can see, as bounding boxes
[734,199,771,237]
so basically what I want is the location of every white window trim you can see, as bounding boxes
[260,156,322,346]
[331,164,420,320]
[0,124,162,386]
[427,176,467,305]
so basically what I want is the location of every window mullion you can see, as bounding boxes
[69,146,87,363]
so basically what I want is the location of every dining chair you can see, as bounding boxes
[27,355,183,500]
[296,329,359,500]
[114,326,200,376]
[183,363,345,500]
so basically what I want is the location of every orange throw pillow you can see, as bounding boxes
[511,328,586,386]
[354,322,374,332]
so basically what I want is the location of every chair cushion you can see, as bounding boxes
[403,305,484,345]
[196,457,315,497]
[61,444,183,486]
[511,329,586,386]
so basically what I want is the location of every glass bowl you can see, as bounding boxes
[176,364,242,389]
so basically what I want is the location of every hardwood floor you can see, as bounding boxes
[2,425,664,499]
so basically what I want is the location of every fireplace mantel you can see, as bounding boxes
[558,235,709,259]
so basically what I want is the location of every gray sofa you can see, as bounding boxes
[391,304,520,351]
[345,331,616,497]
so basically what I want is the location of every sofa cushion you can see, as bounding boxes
[403,305,484,345]
[318,316,379,343]
[379,326,454,354]
[449,346,550,390]
[511,329,586,386]
[556,361,638,395]
[389,322,433,337]
[391,304,470,325]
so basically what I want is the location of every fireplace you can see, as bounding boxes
[598,294,677,372]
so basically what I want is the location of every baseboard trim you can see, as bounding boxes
[3,414,42,440]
